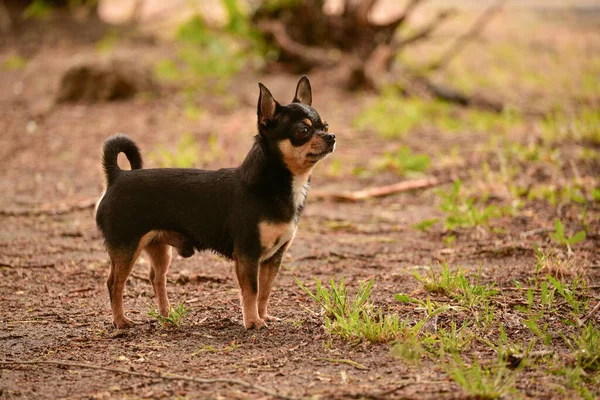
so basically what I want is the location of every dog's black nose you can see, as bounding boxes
[323,133,336,142]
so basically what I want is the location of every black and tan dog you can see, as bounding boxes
[95,76,335,329]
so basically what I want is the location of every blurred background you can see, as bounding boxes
[0,0,598,229]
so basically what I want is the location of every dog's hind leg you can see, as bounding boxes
[145,243,172,318]
[107,249,139,329]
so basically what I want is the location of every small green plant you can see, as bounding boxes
[564,323,600,372]
[547,275,588,317]
[413,263,462,297]
[483,325,534,366]
[446,357,522,399]
[555,366,598,400]
[148,303,189,327]
[527,184,586,206]
[438,180,501,230]
[533,244,575,278]
[411,218,439,232]
[391,334,425,365]
[421,320,474,357]
[377,146,431,177]
[2,55,28,71]
[549,218,586,256]
[523,313,552,345]
[542,108,600,145]
[454,269,497,310]
[296,277,403,343]
[413,263,497,310]
[592,188,600,202]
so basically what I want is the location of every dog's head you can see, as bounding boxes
[257,76,336,176]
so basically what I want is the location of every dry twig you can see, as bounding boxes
[579,301,600,326]
[311,177,442,201]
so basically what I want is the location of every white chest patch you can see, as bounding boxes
[259,221,296,262]
[292,174,311,211]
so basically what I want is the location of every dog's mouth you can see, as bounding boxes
[307,143,336,161]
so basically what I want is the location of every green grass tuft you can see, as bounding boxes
[148,303,189,328]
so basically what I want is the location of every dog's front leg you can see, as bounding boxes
[234,254,265,329]
[258,243,288,322]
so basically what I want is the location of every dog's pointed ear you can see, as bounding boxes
[292,75,312,106]
[258,83,279,126]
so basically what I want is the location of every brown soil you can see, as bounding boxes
[1,7,599,400]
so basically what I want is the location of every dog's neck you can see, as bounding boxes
[238,135,310,219]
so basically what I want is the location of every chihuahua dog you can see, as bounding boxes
[95,76,335,329]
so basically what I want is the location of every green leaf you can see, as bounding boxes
[554,218,564,239]
[395,293,412,303]
[412,218,439,231]
[568,230,586,245]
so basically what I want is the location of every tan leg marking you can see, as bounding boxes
[258,238,293,321]
[234,254,264,329]
[145,243,172,317]
[107,250,139,329]
[105,232,158,329]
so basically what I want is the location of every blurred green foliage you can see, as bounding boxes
[154,0,271,92]
[22,0,52,19]
[541,108,600,145]
[354,86,521,138]
[2,55,28,71]
[150,132,223,168]
[377,146,431,177]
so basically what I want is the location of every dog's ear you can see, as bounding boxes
[258,83,279,126]
[292,75,312,106]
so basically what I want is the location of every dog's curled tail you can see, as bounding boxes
[102,134,143,186]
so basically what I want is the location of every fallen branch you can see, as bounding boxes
[0,198,96,217]
[0,359,298,400]
[393,9,455,50]
[256,20,336,68]
[0,262,55,269]
[402,73,504,112]
[314,357,369,370]
[311,176,442,201]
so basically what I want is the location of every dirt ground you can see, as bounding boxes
[1,4,599,400]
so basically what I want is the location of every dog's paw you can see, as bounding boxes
[244,317,267,330]
[261,314,281,322]
[113,316,134,329]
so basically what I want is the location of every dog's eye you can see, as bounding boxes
[297,127,311,138]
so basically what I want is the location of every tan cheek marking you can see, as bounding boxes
[303,119,312,127]
[279,139,308,176]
